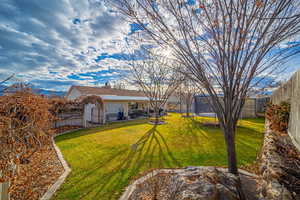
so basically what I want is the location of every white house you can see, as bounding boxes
[66,85,150,125]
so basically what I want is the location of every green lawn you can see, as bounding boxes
[53,113,265,200]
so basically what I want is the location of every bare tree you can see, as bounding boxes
[180,78,201,117]
[3,82,32,95]
[114,0,300,198]
[128,51,183,124]
[0,74,14,93]
[171,84,184,113]
[112,80,127,90]
[0,74,14,85]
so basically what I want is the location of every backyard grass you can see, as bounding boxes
[53,113,265,200]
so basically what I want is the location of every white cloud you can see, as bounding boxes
[0,0,134,90]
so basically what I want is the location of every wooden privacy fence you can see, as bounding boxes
[255,97,270,114]
[240,98,256,118]
[194,96,257,118]
[271,69,300,151]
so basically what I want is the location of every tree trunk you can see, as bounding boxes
[224,129,238,174]
[179,95,182,113]
[186,103,190,117]
[154,107,159,124]
[224,125,246,200]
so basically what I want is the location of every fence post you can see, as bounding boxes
[0,181,10,200]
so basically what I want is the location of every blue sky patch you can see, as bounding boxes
[94,52,136,62]
[72,18,81,24]
[186,0,196,6]
[129,23,148,35]
[67,73,86,80]
[95,45,153,62]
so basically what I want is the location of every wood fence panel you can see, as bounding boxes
[271,70,300,150]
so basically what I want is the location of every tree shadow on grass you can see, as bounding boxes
[174,117,212,147]
[60,125,181,200]
[172,117,263,166]
[55,119,148,142]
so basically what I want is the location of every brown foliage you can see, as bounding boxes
[49,97,83,116]
[0,91,54,182]
[276,139,300,196]
[80,95,104,109]
[266,102,290,133]
[9,145,64,200]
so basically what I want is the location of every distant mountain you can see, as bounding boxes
[0,85,66,97]
[34,88,66,97]
[0,85,6,95]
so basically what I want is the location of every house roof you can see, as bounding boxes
[68,85,146,98]
[99,95,149,101]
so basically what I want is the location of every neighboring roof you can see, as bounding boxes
[195,94,224,98]
[195,94,260,99]
[67,85,146,98]
[99,95,149,101]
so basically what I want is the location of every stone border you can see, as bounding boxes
[258,121,295,199]
[288,130,300,153]
[40,129,83,200]
[119,166,258,200]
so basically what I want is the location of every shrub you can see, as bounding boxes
[49,97,83,115]
[266,101,290,132]
[0,91,54,182]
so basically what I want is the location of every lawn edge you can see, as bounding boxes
[40,129,82,200]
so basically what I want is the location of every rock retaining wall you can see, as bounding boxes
[120,167,259,200]
[259,122,300,199]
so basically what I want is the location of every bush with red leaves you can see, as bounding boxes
[265,102,290,133]
[0,91,54,184]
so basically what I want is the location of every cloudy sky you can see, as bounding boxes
[1,0,300,92]
[0,0,146,91]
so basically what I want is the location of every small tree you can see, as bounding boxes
[111,80,127,90]
[0,74,14,86]
[114,0,300,198]
[180,79,201,117]
[128,52,183,124]
[173,85,184,113]
[115,0,300,169]
[0,74,14,95]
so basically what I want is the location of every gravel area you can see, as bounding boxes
[10,145,64,200]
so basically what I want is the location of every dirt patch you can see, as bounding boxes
[274,134,300,196]
[10,144,64,200]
